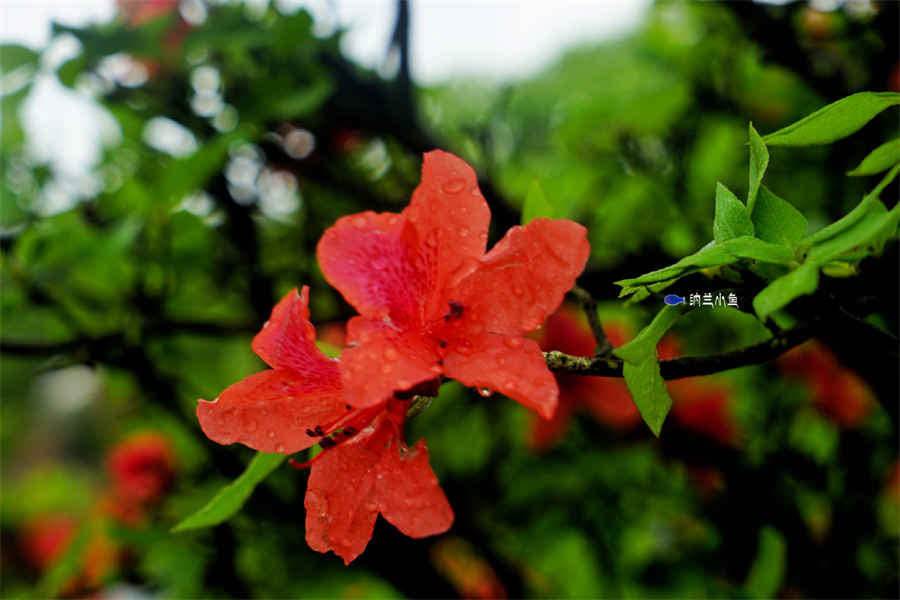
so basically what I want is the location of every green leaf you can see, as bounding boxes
[714,183,754,242]
[744,526,787,598]
[803,164,899,246]
[172,452,286,532]
[521,179,552,224]
[751,186,807,246]
[806,200,899,265]
[622,355,672,437]
[761,92,900,146]
[0,44,39,74]
[753,263,819,322]
[265,78,333,120]
[848,138,900,176]
[615,242,736,289]
[614,305,683,365]
[719,236,795,265]
[748,123,769,213]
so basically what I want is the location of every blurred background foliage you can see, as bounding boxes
[1,0,898,597]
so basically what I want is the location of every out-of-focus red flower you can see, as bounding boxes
[431,537,507,599]
[107,432,176,505]
[333,128,365,154]
[117,0,179,27]
[198,286,452,564]
[318,151,590,420]
[668,378,741,447]
[528,306,640,448]
[777,340,874,428]
[317,321,346,349]
[19,515,77,572]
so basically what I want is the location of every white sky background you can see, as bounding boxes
[1,0,651,177]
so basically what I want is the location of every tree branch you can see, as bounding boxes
[570,285,612,357]
[544,324,815,379]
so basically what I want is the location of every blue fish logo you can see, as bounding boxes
[663,294,685,306]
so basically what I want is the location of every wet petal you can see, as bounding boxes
[442,333,558,419]
[197,369,347,454]
[317,211,429,328]
[450,218,590,337]
[404,150,490,320]
[378,438,454,538]
[304,422,387,565]
[341,317,440,409]
[251,286,341,387]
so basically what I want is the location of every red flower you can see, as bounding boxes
[668,378,741,447]
[117,0,179,27]
[777,340,874,428]
[317,151,590,419]
[107,431,177,505]
[19,515,77,572]
[529,306,640,448]
[197,287,452,564]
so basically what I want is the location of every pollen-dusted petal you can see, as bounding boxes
[317,211,428,328]
[197,369,347,454]
[341,317,440,409]
[251,286,341,386]
[450,218,590,337]
[377,438,454,538]
[404,150,490,320]
[442,333,558,419]
[304,423,387,565]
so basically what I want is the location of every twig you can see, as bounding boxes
[544,324,815,379]
[569,286,613,357]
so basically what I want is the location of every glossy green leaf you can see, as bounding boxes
[714,183,754,243]
[622,355,672,437]
[614,305,683,365]
[720,236,794,264]
[847,138,900,176]
[615,242,736,289]
[751,186,807,246]
[521,179,552,224]
[172,452,286,532]
[744,526,787,598]
[0,44,39,74]
[753,263,819,322]
[806,200,899,265]
[803,164,899,246]
[761,92,900,146]
[747,123,769,213]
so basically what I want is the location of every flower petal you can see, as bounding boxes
[378,438,454,538]
[251,286,342,387]
[449,218,590,337]
[341,317,441,409]
[197,369,348,454]
[442,333,558,419]
[405,150,490,320]
[305,426,382,564]
[529,397,575,450]
[317,211,428,328]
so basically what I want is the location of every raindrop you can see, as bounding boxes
[478,388,494,397]
[458,226,470,238]
[353,216,367,228]
[384,347,398,361]
[267,431,275,439]
[442,178,466,194]
[275,443,285,452]
[504,337,523,349]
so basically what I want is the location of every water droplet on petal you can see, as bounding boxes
[381,364,393,374]
[456,344,472,356]
[384,347,398,361]
[478,231,488,241]
[398,379,411,389]
[503,381,516,392]
[504,337,523,349]
[387,215,399,226]
[352,215,367,228]
[442,178,466,194]
[458,226,470,238]
[478,388,494,397]
[359,331,370,343]
[267,430,275,439]
[275,443,285,452]
[430,365,443,374]
[513,286,524,297]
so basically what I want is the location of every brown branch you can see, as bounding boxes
[544,324,815,379]
[569,285,612,357]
